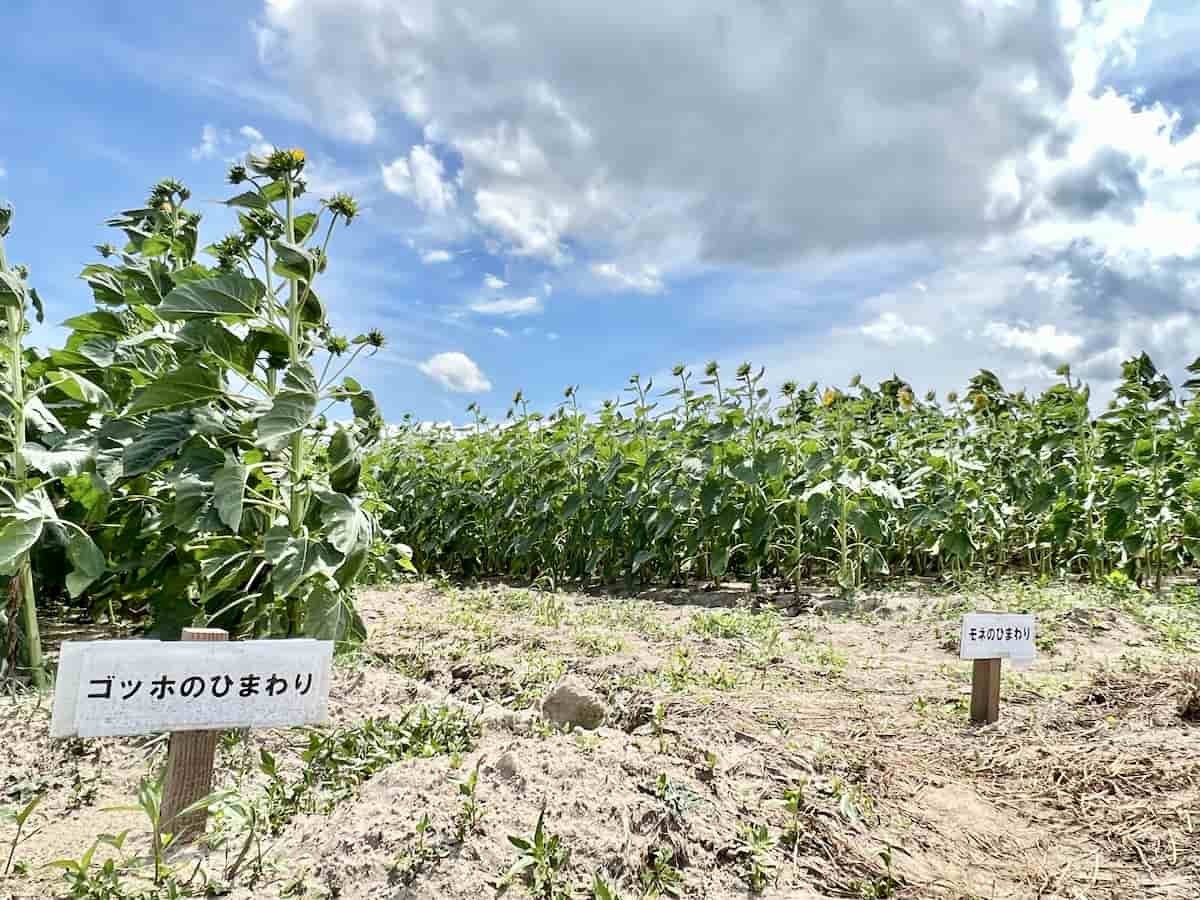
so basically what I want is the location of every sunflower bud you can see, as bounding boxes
[947,391,959,404]
[326,335,349,355]
[924,389,936,403]
[704,360,719,377]
[366,329,386,349]
[672,363,685,377]
[736,362,751,379]
[849,373,862,388]
[0,203,11,238]
[780,380,797,397]
[325,193,359,224]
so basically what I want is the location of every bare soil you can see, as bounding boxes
[2,579,1198,899]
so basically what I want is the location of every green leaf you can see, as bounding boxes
[265,526,341,598]
[293,212,319,243]
[122,411,196,476]
[45,371,111,408]
[22,441,95,477]
[317,491,363,554]
[171,473,213,531]
[271,240,317,281]
[65,529,106,598]
[177,320,250,375]
[63,311,128,336]
[0,270,27,307]
[128,363,223,415]
[224,191,270,211]
[79,265,126,305]
[710,544,730,577]
[328,428,361,494]
[213,453,247,533]
[303,582,365,644]
[0,495,50,574]
[157,273,264,320]
[256,363,317,452]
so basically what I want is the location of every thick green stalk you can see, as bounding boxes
[0,239,44,689]
[284,177,305,634]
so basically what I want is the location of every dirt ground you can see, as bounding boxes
[2,578,1198,899]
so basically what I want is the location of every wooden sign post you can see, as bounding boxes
[161,628,228,841]
[51,634,334,841]
[959,613,1036,725]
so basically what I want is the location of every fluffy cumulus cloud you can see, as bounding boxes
[381,144,456,214]
[468,295,543,316]
[483,273,507,290]
[419,351,492,392]
[421,249,452,264]
[254,0,1105,268]
[860,312,934,347]
[256,0,1200,398]
[590,261,663,294]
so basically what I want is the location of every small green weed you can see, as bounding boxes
[496,807,571,899]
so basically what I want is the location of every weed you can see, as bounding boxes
[3,794,41,876]
[591,871,626,899]
[638,846,683,898]
[691,608,780,642]
[102,776,173,885]
[576,631,625,657]
[497,807,571,899]
[734,822,776,893]
[389,813,437,886]
[855,846,900,898]
[455,759,484,839]
[47,832,129,900]
[262,706,478,830]
[533,594,568,627]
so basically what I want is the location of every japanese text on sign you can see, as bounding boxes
[51,639,333,738]
[959,613,1036,663]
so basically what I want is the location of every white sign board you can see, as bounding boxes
[51,639,333,738]
[959,613,1036,664]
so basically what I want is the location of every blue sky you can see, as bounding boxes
[2,0,1199,423]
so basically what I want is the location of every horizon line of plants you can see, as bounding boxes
[368,354,1200,594]
[1,146,407,688]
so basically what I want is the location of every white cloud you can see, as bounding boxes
[984,322,1085,358]
[860,312,935,346]
[468,295,543,317]
[382,145,456,214]
[192,123,275,163]
[491,326,510,338]
[257,0,1200,397]
[483,273,507,290]
[257,0,1099,272]
[474,187,569,261]
[191,124,225,159]
[421,249,452,264]
[591,261,663,294]
[381,157,412,194]
[419,351,492,392]
[238,125,272,157]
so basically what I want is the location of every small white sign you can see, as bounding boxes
[959,613,1036,663]
[51,639,333,739]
